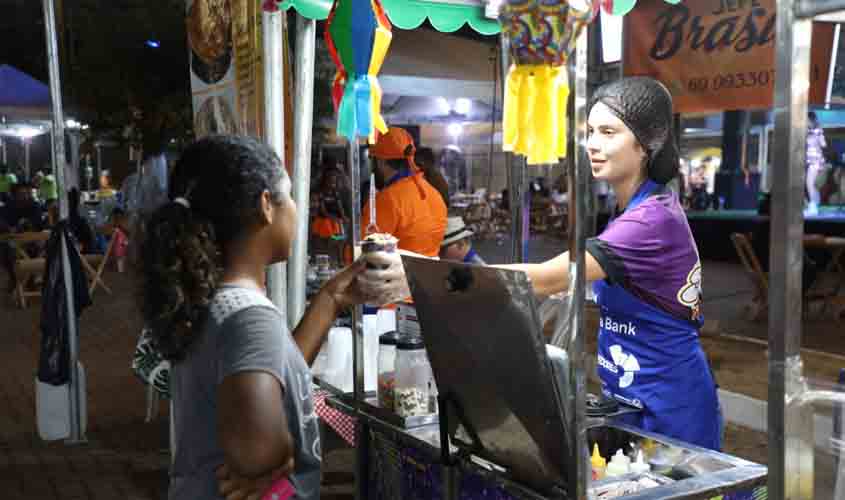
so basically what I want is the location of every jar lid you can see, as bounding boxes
[379,331,401,345]
[397,335,425,350]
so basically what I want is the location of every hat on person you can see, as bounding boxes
[441,216,474,247]
[370,127,417,165]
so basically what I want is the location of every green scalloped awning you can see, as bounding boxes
[277,0,500,35]
[603,0,681,16]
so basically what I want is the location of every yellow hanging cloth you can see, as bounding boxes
[503,64,569,165]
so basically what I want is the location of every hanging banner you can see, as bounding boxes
[187,0,242,136]
[623,0,835,113]
[186,0,294,171]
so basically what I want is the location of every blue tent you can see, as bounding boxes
[0,64,51,120]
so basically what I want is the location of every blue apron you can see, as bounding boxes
[593,181,722,450]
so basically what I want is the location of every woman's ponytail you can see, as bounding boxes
[140,199,220,361]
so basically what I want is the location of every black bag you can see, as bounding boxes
[37,222,92,386]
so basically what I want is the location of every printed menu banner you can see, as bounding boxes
[186,0,293,171]
[623,0,834,113]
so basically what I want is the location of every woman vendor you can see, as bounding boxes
[358,77,722,451]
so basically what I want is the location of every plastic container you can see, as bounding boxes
[394,336,430,417]
[591,444,607,480]
[361,233,398,269]
[630,450,651,474]
[606,449,632,477]
[378,331,400,410]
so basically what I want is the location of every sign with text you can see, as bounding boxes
[623,0,834,113]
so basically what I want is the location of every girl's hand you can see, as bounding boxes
[322,258,368,310]
[216,459,294,500]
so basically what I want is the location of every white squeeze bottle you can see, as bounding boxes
[629,450,651,474]
[605,449,632,477]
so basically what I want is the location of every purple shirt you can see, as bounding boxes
[587,188,702,323]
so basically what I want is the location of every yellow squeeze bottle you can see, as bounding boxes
[591,444,607,480]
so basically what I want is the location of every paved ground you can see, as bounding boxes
[0,233,842,498]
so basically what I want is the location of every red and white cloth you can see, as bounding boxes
[313,389,357,446]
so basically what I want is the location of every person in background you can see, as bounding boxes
[806,111,827,215]
[0,163,18,203]
[310,167,347,239]
[121,163,142,214]
[361,127,447,257]
[34,169,59,208]
[110,207,130,272]
[439,216,485,265]
[0,183,46,292]
[415,147,450,208]
[67,188,96,254]
[140,135,367,500]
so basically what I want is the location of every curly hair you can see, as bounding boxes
[140,135,290,360]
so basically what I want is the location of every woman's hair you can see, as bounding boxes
[140,135,290,361]
[590,76,679,184]
[809,112,820,130]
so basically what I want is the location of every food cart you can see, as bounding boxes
[275,0,776,498]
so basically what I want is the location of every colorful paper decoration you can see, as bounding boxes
[499,0,597,165]
[325,0,392,143]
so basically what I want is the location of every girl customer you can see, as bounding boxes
[141,135,366,499]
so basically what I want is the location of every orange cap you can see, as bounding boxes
[370,127,416,161]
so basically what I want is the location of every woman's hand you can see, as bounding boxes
[321,258,368,310]
[356,250,414,306]
[216,459,294,500]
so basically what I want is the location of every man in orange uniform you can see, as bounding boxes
[362,127,447,257]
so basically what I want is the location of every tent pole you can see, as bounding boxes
[287,15,316,329]
[263,9,287,311]
[43,0,85,445]
[769,0,814,497]
[24,140,30,181]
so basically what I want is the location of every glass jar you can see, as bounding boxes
[377,331,400,410]
[394,336,430,417]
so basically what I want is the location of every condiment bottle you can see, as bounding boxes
[605,449,631,477]
[629,450,651,475]
[394,335,429,417]
[590,444,606,480]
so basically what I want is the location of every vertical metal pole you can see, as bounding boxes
[287,16,316,330]
[263,9,287,311]
[24,140,31,181]
[95,145,101,187]
[347,140,368,500]
[348,142,363,403]
[826,24,841,110]
[43,0,84,444]
[68,131,80,190]
[563,28,590,500]
[770,0,814,498]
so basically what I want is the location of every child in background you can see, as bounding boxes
[110,208,130,272]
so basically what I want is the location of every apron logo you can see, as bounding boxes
[609,344,641,389]
[677,262,703,320]
[599,316,637,336]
